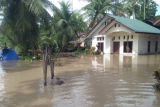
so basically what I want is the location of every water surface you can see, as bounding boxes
[0,54,160,107]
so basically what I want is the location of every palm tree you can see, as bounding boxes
[141,0,157,20]
[123,0,157,20]
[39,35,59,85]
[0,0,55,56]
[38,1,87,85]
[51,1,87,51]
[0,0,87,85]
[0,0,55,85]
[83,0,112,29]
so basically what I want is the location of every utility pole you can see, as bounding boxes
[144,0,146,20]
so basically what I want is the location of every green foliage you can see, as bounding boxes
[0,0,53,56]
[155,15,160,20]
[0,0,86,62]
[49,1,87,51]
[153,71,160,91]
[83,0,111,28]
[83,0,158,29]
[14,45,25,55]
[0,0,158,60]
[119,0,157,20]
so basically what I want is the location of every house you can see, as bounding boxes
[88,14,160,55]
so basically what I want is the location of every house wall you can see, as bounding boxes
[104,33,138,55]
[91,21,160,55]
[92,35,105,51]
[104,23,138,55]
[137,34,160,54]
[92,22,139,55]
[104,35,111,54]
[106,23,133,35]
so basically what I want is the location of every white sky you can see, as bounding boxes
[154,0,160,15]
[50,0,160,15]
[49,0,88,11]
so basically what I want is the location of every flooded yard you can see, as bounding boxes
[0,54,160,107]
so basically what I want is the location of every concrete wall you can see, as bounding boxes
[104,32,138,55]
[104,23,138,55]
[92,35,105,47]
[104,35,111,54]
[106,23,133,35]
[138,34,160,54]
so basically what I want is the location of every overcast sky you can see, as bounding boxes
[154,0,160,15]
[50,0,160,15]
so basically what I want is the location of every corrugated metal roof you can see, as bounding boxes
[108,14,160,34]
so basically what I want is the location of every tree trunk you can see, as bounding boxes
[43,46,48,86]
[48,47,54,79]
[50,61,54,79]
[42,46,55,86]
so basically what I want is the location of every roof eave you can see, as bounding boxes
[135,32,160,35]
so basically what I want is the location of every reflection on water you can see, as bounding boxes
[0,55,160,107]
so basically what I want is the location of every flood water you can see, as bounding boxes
[0,54,160,107]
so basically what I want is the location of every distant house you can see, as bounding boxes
[88,14,160,55]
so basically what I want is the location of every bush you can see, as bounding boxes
[153,71,160,91]
[15,45,25,55]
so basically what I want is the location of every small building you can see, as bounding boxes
[88,14,160,55]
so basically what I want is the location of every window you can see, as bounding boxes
[112,36,115,41]
[123,41,133,53]
[155,41,158,52]
[131,35,133,39]
[118,24,120,27]
[119,36,120,40]
[102,37,104,40]
[124,36,125,39]
[97,37,104,41]
[127,35,129,40]
[105,21,107,25]
[115,24,117,27]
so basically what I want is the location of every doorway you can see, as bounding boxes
[123,41,133,53]
[113,42,120,53]
[97,42,104,52]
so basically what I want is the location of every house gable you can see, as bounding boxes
[87,16,114,38]
[99,20,134,35]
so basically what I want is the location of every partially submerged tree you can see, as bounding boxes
[39,36,59,86]
[38,1,87,85]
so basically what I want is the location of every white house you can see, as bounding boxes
[88,14,160,55]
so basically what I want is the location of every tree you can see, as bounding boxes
[111,0,126,16]
[0,0,56,85]
[141,0,157,20]
[39,35,59,86]
[51,1,87,51]
[123,0,157,20]
[38,1,87,85]
[83,0,112,29]
[0,0,52,55]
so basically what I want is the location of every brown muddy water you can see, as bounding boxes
[0,54,160,107]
